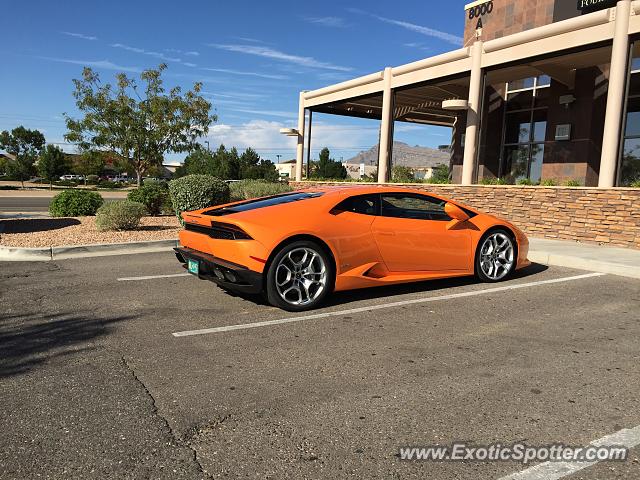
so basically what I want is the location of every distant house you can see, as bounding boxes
[274,159,297,179]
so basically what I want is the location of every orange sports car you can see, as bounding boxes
[175,186,530,311]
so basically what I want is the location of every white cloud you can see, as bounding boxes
[207,44,353,72]
[185,51,200,56]
[227,108,297,119]
[348,9,462,46]
[201,67,287,80]
[303,16,347,28]
[39,57,141,73]
[61,31,97,41]
[184,62,197,68]
[110,43,181,62]
[205,120,377,156]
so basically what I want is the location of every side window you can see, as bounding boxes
[332,194,379,216]
[380,194,450,221]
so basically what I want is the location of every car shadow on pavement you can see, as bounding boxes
[0,311,135,378]
[325,262,549,308]
[0,218,81,234]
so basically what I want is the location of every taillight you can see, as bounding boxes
[185,222,252,240]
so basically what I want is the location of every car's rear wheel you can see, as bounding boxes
[266,240,334,311]
[476,230,516,282]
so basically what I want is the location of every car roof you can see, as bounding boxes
[299,184,444,198]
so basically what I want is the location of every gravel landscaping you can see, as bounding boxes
[0,216,181,248]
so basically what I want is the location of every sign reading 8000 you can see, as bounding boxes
[467,0,494,19]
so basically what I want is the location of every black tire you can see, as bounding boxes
[475,229,517,283]
[265,240,335,312]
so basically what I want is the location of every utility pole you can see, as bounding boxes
[276,154,282,163]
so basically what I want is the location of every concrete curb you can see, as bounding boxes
[0,239,178,261]
[527,250,640,279]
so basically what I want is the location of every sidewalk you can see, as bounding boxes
[528,237,640,279]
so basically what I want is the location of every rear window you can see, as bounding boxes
[204,191,324,216]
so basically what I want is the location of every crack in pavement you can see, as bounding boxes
[120,355,213,479]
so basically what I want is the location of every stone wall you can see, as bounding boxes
[463,0,555,45]
[290,182,640,249]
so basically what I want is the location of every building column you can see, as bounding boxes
[295,91,305,181]
[461,39,483,185]
[599,0,632,187]
[377,67,393,183]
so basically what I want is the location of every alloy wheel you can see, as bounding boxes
[274,247,328,306]
[479,232,514,281]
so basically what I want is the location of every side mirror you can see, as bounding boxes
[444,202,469,229]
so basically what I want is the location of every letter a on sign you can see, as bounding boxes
[476,17,483,29]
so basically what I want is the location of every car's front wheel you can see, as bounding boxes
[266,240,334,311]
[476,229,516,282]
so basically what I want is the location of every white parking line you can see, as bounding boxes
[172,272,605,337]
[118,273,191,281]
[497,425,640,480]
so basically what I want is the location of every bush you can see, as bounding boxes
[480,177,508,185]
[565,179,582,187]
[49,189,104,217]
[97,180,124,189]
[540,178,559,186]
[95,200,147,231]
[229,179,293,201]
[168,174,230,224]
[128,183,169,216]
[630,180,640,188]
[517,178,535,186]
[143,177,167,186]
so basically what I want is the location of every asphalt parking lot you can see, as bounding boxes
[1,252,639,479]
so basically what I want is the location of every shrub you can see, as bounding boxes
[630,180,640,188]
[480,177,508,185]
[95,200,147,231]
[391,165,415,183]
[49,189,104,217]
[168,174,230,224]
[97,180,124,189]
[540,178,559,186]
[565,179,582,187]
[229,179,293,201]
[517,178,535,186]
[128,183,169,216]
[143,177,167,186]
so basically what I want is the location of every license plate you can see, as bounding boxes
[187,259,199,275]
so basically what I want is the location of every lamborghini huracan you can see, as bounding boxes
[174,186,530,311]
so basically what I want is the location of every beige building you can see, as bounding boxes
[274,159,297,179]
[287,0,640,187]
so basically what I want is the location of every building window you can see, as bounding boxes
[500,76,549,183]
[620,48,640,186]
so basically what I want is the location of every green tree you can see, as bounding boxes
[38,145,68,189]
[64,64,215,186]
[174,148,214,177]
[428,163,450,184]
[239,148,279,181]
[0,126,45,187]
[391,165,415,183]
[74,150,106,184]
[313,147,347,179]
[210,145,240,179]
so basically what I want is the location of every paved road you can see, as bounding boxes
[0,195,120,212]
[1,253,639,479]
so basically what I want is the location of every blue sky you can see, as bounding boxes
[1,0,466,163]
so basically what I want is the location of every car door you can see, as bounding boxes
[371,193,472,272]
